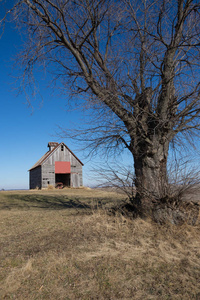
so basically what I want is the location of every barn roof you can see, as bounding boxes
[29,142,84,171]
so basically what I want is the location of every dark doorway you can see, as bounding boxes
[55,174,70,187]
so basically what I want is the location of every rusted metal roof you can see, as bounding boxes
[48,142,59,148]
[29,142,84,171]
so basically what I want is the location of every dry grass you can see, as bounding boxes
[0,189,200,299]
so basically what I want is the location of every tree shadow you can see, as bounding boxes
[0,194,91,211]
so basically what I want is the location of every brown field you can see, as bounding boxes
[0,188,200,299]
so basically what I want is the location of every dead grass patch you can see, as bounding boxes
[0,190,200,299]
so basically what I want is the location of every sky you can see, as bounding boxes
[0,6,132,190]
[0,25,76,189]
[0,24,92,189]
[1,2,199,190]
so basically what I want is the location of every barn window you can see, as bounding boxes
[47,181,50,184]
[61,145,64,151]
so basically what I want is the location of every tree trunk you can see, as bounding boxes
[133,139,169,213]
[132,140,199,225]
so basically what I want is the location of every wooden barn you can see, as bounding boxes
[29,142,83,189]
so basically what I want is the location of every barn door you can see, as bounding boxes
[71,173,80,188]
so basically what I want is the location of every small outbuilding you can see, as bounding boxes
[29,142,83,189]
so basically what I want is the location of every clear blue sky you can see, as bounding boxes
[0,8,132,190]
[1,3,198,190]
[0,27,72,188]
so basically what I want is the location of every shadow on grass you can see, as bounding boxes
[0,194,92,211]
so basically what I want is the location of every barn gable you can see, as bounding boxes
[29,142,83,189]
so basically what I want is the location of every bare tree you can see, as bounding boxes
[2,0,200,215]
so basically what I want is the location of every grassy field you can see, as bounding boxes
[0,188,200,299]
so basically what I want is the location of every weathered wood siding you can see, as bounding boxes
[30,166,41,189]
[71,173,80,188]
[44,145,70,164]
[41,164,55,188]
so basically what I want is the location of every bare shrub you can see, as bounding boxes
[93,160,200,225]
[152,161,200,225]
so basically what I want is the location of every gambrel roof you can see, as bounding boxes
[29,142,83,171]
